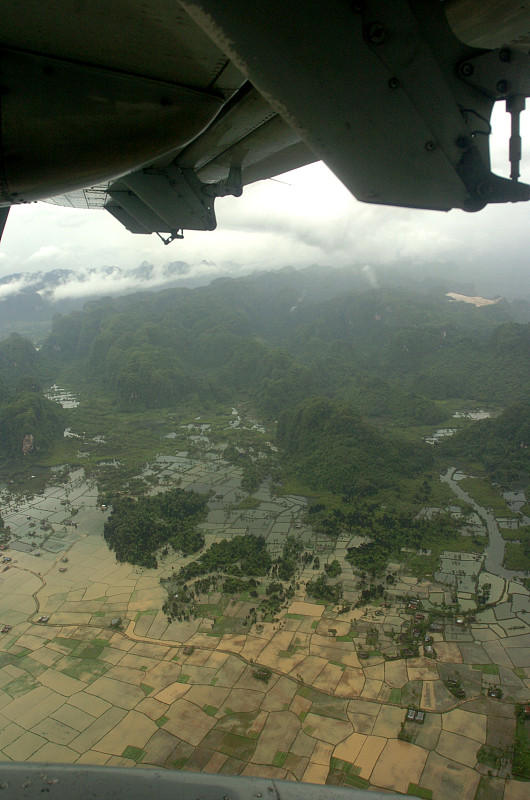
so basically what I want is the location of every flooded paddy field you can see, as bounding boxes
[0,413,528,798]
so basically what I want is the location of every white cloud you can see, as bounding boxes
[0,276,31,299]
[27,244,64,261]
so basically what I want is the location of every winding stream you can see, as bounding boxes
[440,467,526,580]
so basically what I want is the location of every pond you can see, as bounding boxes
[45,384,79,408]
[424,428,457,445]
[452,410,492,420]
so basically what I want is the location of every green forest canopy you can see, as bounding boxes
[104,487,208,569]
[442,403,530,485]
[277,396,432,496]
[35,274,530,418]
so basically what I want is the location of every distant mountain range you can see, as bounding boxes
[0,261,217,339]
[1,260,529,342]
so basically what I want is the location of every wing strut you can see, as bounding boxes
[157,230,184,245]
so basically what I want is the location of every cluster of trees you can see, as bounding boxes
[345,505,462,575]
[0,333,51,389]
[162,532,305,622]
[513,704,530,778]
[306,572,343,604]
[304,496,471,577]
[0,513,10,544]
[0,334,65,461]
[409,322,530,404]
[161,534,270,622]
[221,576,258,594]
[324,559,342,578]
[177,533,271,581]
[104,487,207,568]
[338,376,444,425]
[273,535,304,581]
[264,580,294,612]
[355,581,385,607]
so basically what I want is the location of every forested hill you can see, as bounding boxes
[442,403,530,485]
[0,379,65,460]
[0,333,52,389]
[36,268,529,419]
[277,397,432,496]
[0,335,64,461]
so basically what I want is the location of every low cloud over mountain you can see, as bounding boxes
[0,259,235,304]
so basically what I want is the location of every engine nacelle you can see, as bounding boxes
[0,49,222,206]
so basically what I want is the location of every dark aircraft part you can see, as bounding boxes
[3,0,530,241]
[175,83,314,186]
[0,764,401,800]
[45,79,316,237]
[456,47,530,184]
[0,49,223,205]
[104,200,153,236]
[180,0,530,211]
[104,164,243,239]
[105,79,312,232]
[0,207,8,242]
[445,0,530,52]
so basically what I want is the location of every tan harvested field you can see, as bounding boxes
[163,698,217,745]
[504,781,530,800]
[435,642,464,663]
[333,731,366,762]
[442,709,488,744]
[303,712,352,745]
[288,602,324,617]
[371,705,404,738]
[353,734,386,779]
[385,659,408,687]
[421,751,481,800]
[253,711,300,763]
[436,729,480,767]
[370,740,428,793]
[0,459,527,800]
[407,657,440,682]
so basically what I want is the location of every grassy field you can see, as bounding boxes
[513,706,530,779]
[501,527,529,541]
[459,478,518,517]
[407,783,432,799]
[504,542,530,572]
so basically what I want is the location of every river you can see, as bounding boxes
[440,466,526,580]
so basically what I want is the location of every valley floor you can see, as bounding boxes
[0,433,528,800]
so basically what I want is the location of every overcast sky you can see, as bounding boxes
[1,104,529,298]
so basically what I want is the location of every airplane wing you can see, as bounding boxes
[1,0,530,241]
[0,762,401,800]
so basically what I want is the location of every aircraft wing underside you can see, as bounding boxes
[2,0,530,241]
